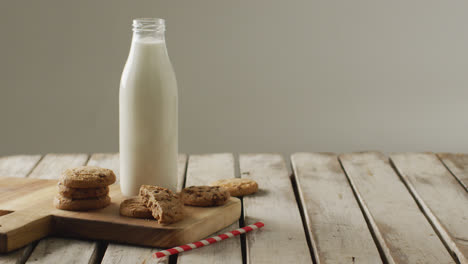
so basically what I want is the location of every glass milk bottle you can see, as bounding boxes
[119,18,178,196]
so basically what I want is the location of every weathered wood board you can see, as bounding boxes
[291,153,382,263]
[438,153,468,191]
[339,152,455,264]
[390,153,468,264]
[240,154,313,264]
[178,153,242,264]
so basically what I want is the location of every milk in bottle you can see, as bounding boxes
[119,18,178,196]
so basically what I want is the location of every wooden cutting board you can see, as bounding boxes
[0,177,241,253]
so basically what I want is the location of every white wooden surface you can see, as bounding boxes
[1,152,465,263]
[0,155,42,264]
[178,153,242,264]
[25,154,99,264]
[101,153,187,264]
[28,154,89,179]
[339,152,454,264]
[26,238,100,264]
[438,153,468,191]
[291,153,382,263]
[177,154,188,191]
[0,246,33,264]
[390,153,468,264]
[240,154,312,264]
[101,244,154,264]
[0,155,41,177]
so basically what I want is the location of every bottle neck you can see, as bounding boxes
[132,18,166,43]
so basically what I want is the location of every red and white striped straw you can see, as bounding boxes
[152,222,265,259]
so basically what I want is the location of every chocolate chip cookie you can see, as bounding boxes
[60,166,116,188]
[119,197,153,218]
[54,195,111,211]
[58,182,109,199]
[180,186,230,207]
[139,185,184,224]
[210,178,258,197]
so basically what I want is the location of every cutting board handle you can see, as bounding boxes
[0,210,52,252]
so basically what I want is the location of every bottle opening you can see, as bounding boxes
[133,18,165,32]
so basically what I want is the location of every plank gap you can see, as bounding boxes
[436,154,468,192]
[389,158,463,264]
[84,154,92,166]
[169,254,178,264]
[180,154,189,191]
[17,241,38,264]
[338,157,392,264]
[234,154,247,264]
[239,197,247,264]
[88,241,108,264]
[0,210,14,217]
[290,171,316,264]
[25,155,44,178]
[171,154,189,264]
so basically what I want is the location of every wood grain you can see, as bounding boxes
[178,153,242,264]
[339,152,454,264]
[0,155,42,264]
[26,238,99,264]
[0,155,41,178]
[28,154,89,179]
[24,153,96,264]
[101,244,154,264]
[390,153,468,264]
[0,246,33,264]
[184,153,235,186]
[291,153,382,263]
[240,154,312,264]
[437,153,468,191]
[101,153,187,264]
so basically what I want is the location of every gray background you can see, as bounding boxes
[1,0,467,155]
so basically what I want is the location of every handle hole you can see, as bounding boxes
[0,210,13,217]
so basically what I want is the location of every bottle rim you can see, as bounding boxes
[133,18,165,32]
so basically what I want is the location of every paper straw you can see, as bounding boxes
[153,222,265,259]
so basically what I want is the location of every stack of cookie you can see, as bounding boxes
[54,166,116,211]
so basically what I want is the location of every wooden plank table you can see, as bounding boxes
[0,152,466,264]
